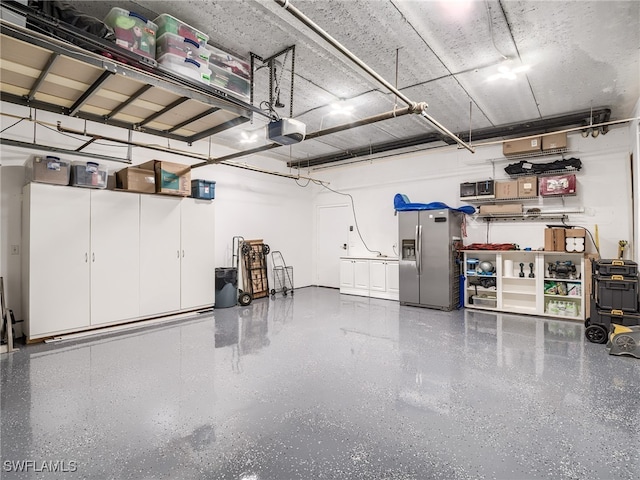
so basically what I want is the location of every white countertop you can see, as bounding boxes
[340,256,399,261]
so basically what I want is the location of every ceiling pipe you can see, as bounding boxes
[272,0,475,153]
[51,123,325,182]
[288,108,621,168]
[192,106,414,167]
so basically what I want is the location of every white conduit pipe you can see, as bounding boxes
[273,0,475,153]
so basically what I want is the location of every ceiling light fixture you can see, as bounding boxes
[330,101,354,116]
[240,131,259,144]
[487,61,530,81]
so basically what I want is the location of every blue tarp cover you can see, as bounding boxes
[394,194,476,215]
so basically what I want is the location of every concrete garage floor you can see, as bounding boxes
[1,287,638,480]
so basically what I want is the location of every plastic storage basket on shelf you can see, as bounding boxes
[154,14,208,47]
[70,161,108,188]
[25,155,70,185]
[156,32,211,63]
[207,44,250,101]
[191,180,215,199]
[104,7,158,60]
[157,53,211,85]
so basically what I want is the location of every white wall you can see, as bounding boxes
[311,127,633,261]
[1,99,637,327]
[0,103,314,324]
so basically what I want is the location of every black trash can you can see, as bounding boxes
[215,267,238,308]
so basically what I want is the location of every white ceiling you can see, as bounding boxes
[46,0,640,167]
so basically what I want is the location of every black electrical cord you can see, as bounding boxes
[0,118,25,134]
[312,180,383,257]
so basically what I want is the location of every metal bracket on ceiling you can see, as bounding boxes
[251,45,296,120]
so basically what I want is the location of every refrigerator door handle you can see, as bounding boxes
[416,225,422,274]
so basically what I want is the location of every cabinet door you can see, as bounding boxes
[387,261,399,297]
[340,259,354,288]
[180,199,215,309]
[90,190,140,325]
[139,195,181,316]
[369,261,387,292]
[26,184,90,337]
[354,260,370,290]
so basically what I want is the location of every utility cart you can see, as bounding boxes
[232,236,253,306]
[240,239,270,300]
[270,251,294,297]
[585,259,640,344]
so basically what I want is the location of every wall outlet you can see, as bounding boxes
[11,245,19,255]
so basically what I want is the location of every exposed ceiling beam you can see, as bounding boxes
[286,108,612,168]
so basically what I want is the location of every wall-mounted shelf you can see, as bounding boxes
[463,193,576,205]
[475,213,568,222]
[501,148,569,162]
[506,168,581,179]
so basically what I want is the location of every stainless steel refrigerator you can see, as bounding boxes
[398,209,462,310]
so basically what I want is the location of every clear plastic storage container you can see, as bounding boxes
[25,155,70,185]
[156,32,211,63]
[207,44,250,101]
[104,7,158,60]
[208,62,250,101]
[70,161,108,188]
[157,53,211,85]
[207,44,251,80]
[154,14,208,47]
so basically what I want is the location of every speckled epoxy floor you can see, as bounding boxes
[1,287,639,479]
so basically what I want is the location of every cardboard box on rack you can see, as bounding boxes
[116,167,156,193]
[544,228,566,251]
[517,176,538,198]
[495,180,518,199]
[503,137,541,156]
[479,204,522,215]
[542,132,567,151]
[138,160,191,196]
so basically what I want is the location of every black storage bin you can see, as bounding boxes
[595,259,638,277]
[596,276,639,312]
[460,182,476,198]
[476,180,494,197]
[215,267,237,308]
[591,308,640,327]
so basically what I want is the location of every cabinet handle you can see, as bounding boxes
[92,253,95,262]
[182,250,185,258]
[177,250,180,258]
[85,252,88,263]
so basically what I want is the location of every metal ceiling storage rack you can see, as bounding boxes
[0,5,267,149]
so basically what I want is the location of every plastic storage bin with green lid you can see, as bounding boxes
[154,14,208,47]
[104,7,158,60]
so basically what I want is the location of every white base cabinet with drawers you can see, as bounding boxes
[22,183,215,341]
[340,257,399,300]
[463,250,585,321]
